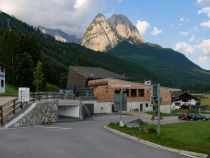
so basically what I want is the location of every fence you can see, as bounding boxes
[0,92,97,126]
[0,98,29,126]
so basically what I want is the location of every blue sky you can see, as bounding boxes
[0,0,210,69]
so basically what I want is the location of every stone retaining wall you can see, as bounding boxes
[8,100,58,128]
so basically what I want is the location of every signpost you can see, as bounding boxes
[114,90,127,127]
[18,87,30,103]
[152,84,160,134]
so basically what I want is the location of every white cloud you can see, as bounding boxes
[74,0,86,9]
[196,39,210,63]
[180,31,189,36]
[151,27,162,35]
[0,0,105,37]
[199,55,208,63]
[200,20,210,28]
[197,0,210,5]
[175,42,195,55]
[198,6,210,18]
[136,20,150,35]
[195,39,210,55]
[179,17,185,23]
[189,35,195,43]
[178,17,187,26]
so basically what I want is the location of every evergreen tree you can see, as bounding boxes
[14,52,34,87]
[33,61,44,92]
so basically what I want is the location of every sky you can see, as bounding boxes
[0,0,210,70]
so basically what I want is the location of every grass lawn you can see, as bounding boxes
[146,111,180,116]
[0,84,18,96]
[146,109,194,116]
[201,98,210,106]
[108,121,210,154]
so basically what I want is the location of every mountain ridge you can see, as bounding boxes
[81,13,143,52]
[38,26,78,43]
[108,41,210,87]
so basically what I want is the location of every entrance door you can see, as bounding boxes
[140,104,143,111]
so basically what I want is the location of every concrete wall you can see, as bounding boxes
[160,105,171,113]
[0,65,5,94]
[97,102,112,113]
[58,106,79,118]
[127,102,152,112]
[5,100,58,128]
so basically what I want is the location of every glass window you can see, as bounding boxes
[131,89,137,97]
[138,89,144,97]
[1,79,4,87]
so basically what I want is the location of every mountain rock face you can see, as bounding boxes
[38,26,78,43]
[81,13,143,52]
[107,14,143,44]
[81,14,118,52]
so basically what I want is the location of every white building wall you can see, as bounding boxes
[0,65,5,94]
[96,102,112,113]
[189,99,196,105]
[160,105,171,113]
[127,102,152,112]
[58,106,80,118]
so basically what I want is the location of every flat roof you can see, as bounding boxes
[70,66,128,80]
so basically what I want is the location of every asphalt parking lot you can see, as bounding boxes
[0,114,192,158]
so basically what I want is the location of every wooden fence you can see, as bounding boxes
[0,98,28,126]
[0,92,97,126]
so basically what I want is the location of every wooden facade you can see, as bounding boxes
[160,87,172,105]
[88,78,151,102]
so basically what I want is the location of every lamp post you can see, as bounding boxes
[120,89,123,121]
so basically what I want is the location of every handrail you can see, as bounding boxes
[0,92,97,126]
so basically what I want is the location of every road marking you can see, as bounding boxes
[0,126,71,131]
[35,126,71,130]
[180,152,198,158]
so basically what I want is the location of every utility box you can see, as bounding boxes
[114,93,127,112]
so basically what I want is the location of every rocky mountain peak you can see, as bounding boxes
[81,13,118,52]
[107,14,144,44]
[81,13,144,52]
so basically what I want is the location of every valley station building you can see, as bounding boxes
[66,66,174,113]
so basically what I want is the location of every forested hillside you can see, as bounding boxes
[0,12,155,90]
[1,12,210,92]
[108,41,210,91]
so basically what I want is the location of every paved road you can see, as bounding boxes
[0,114,192,158]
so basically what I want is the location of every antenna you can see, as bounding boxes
[7,19,11,31]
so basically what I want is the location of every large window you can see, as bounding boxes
[125,89,129,97]
[131,89,137,97]
[1,79,4,88]
[138,89,144,97]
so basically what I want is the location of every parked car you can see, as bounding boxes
[178,113,198,120]
[192,114,209,121]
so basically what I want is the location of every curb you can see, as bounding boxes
[104,126,208,158]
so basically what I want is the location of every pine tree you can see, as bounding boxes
[14,52,34,87]
[33,61,44,92]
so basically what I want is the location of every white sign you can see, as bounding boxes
[18,87,30,102]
